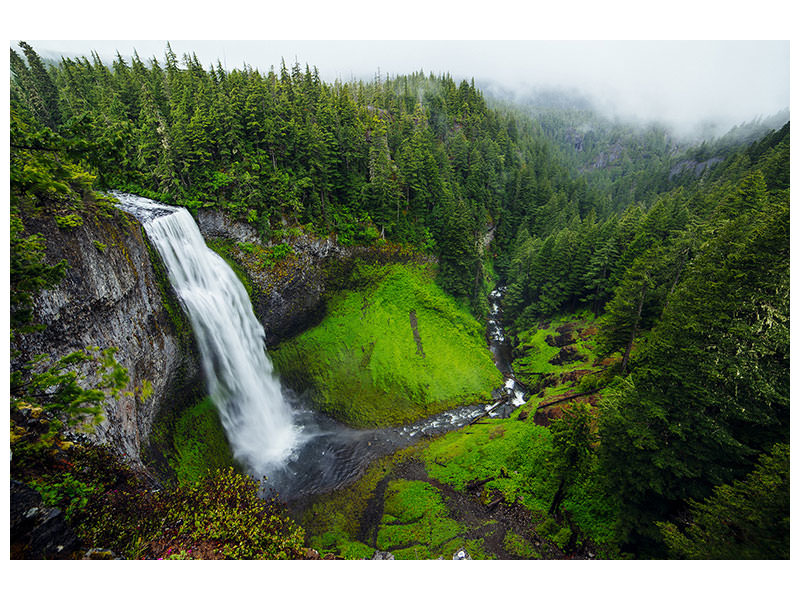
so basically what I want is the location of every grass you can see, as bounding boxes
[272,263,503,427]
[503,531,541,558]
[376,479,464,558]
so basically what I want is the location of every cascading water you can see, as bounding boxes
[486,287,527,417]
[113,193,302,475]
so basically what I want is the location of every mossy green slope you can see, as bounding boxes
[272,264,502,427]
[170,397,236,485]
[423,419,555,514]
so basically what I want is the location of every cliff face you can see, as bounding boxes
[13,204,426,470]
[196,210,346,346]
[13,207,201,465]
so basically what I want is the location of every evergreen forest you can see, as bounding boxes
[9,41,790,562]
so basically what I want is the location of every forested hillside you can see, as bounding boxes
[10,42,789,560]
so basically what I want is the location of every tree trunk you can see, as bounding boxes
[621,282,647,375]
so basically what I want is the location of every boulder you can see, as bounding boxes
[10,480,80,559]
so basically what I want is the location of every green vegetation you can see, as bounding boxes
[510,310,603,389]
[424,419,553,512]
[170,397,236,485]
[272,263,502,426]
[658,443,789,559]
[11,429,304,559]
[503,531,540,558]
[377,479,464,558]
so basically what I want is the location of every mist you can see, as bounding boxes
[22,39,789,140]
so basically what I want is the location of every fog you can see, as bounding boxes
[21,40,789,139]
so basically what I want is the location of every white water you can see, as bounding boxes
[113,193,301,475]
[486,287,527,416]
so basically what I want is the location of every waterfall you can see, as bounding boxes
[114,193,301,476]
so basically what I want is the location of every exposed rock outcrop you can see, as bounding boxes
[12,206,202,467]
[197,210,346,345]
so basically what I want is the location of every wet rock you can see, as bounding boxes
[453,547,472,560]
[11,480,79,559]
[198,211,345,346]
[84,548,118,560]
[302,547,321,559]
[372,550,395,560]
[195,209,261,245]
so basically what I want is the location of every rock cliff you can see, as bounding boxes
[12,206,202,466]
[197,210,345,346]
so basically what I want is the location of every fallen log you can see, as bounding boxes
[468,396,512,425]
[535,388,602,411]
[466,476,496,491]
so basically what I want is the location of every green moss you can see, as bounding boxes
[272,263,503,427]
[423,418,554,515]
[376,479,464,556]
[171,397,235,485]
[54,213,84,228]
[552,526,572,550]
[511,310,602,389]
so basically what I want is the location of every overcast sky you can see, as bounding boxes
[20,39,789,136]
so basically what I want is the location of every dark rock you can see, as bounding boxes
[549,345,587,366]
[302,547,321,560]
[13,207,202,467]
[545,331,574,348]
[197,209,435,348]
[11,480,80,559]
